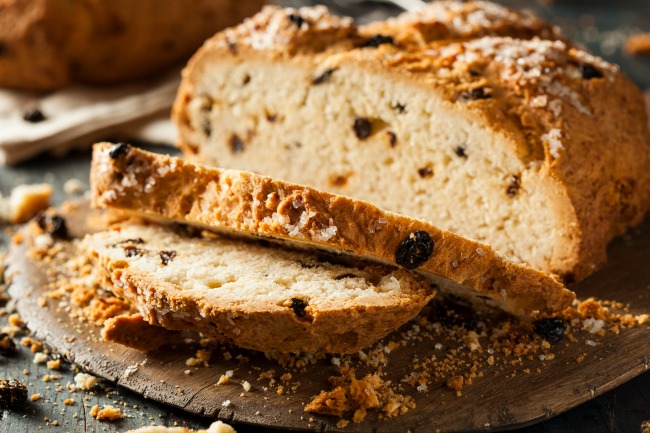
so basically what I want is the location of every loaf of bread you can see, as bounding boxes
[82,221,435,354]
[90,142,573,317]
[0,0,264,91]
[173,2,650,282]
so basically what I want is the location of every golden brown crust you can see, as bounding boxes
[360,0,562,47]
[91,143,574,317]
[100,314,182,352]
[0,0,264,91]
[173,3,650,281]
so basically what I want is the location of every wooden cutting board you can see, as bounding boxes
[7,201,650,433]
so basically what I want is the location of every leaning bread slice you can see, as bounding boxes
[173,4,650,282]
[90,143,574,317]
[82,221,435,354]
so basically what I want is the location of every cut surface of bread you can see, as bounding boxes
[173,2,650,282]
[91,143,574,317]
[82,222,435,354]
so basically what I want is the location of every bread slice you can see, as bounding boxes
[82,221,435,354]
[172,3,650,282]
[90,142,574,317]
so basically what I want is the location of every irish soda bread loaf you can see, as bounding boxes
[91,143,573,317]
[82,222,435,354]
[0,0,264,91]
[173,2,650,281]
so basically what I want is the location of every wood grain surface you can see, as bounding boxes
[4,200,650,433]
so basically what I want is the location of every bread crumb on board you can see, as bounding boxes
[0,184,53,224]
[305,366,415,423]
[63,178,86,195]
[127,420,236,433]
[625,33,650,56]
[74,372,98,390]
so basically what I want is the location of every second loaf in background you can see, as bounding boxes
[173,2,650,282]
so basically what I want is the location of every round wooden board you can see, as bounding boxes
[7,200,650,433]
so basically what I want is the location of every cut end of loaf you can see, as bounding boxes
[174,2,650,282]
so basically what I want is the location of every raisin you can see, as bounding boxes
[202,122,212,137]
[457,87,491,102]
[36,214,68,240]
[334,273,359,280]
[0,334,16,356]
[454,146,467,158]
[387,131,397,147]
[230,134,245,153]
[124,245,145,258]
[289,298,308,318]
[160,250,177,266]
[396,231,434,270]
[362,35,395,48]
[352,117,372,140]
[108,142,130,159]
[533,318,566,343]
[563,273,576,285]
[227,41,238,55]
[469,69,481,77]
[0,379,27,410]
[288,13,306,28]
[0,42,5,56]
[22,107,46,123]
[391,102,407,113]
[506,175,521,197]
[418,166,433,178]
[265,113,277,122]
[312,68,336,85]
[579,64,602,80]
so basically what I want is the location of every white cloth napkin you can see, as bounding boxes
[0,69,180,165]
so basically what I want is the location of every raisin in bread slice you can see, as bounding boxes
[90,143,574,317]
[82,222,435,354]
[172,3,650,282]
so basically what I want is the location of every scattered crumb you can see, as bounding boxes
[33,353,48,364]
[625,33,650,56]
[1,184,53,223]
[46,359,61,370]
[63,398,74,406]
[30,393,40,402]
[446,376,464,392]
[186,349,211,367]
[90,404,123,421]
[305,366,415,422]
[8,314,24,327]
[63,179,86,195]
[74,372,98,390]
[242,381,251,392]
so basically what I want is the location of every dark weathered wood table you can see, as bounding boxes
[1,1,649,432]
